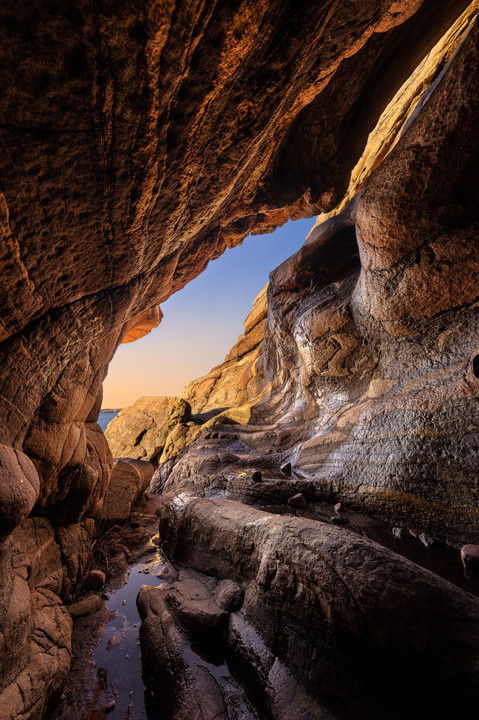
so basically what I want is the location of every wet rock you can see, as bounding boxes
[216,580,244,612]
[83,569,106,591]
[167,570,227,634]
[461,545,479,571]
[252,471,263,483]
[138,584,259,720]
[419,533,434,548]
[159,495,479,716]
[287,492,307,509]
[68,594,103,618]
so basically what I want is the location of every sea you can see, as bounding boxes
[98,410,120,432]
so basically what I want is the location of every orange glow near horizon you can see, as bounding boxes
[102,218,316,408]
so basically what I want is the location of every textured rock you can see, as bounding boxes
[138,581,260,720]
[156,15,479,545]
[0,1,476,716]
[101,458,153,521]
[67,594,103,618]
[106,286,268,463]
[0,518,73,720]
[105,397,191,462]
[0,0,467,538]
[153,494,479,718]
[83,569,106,591]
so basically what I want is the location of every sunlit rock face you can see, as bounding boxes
[158,15,479,546]
[0,0,476,717]
[106,284,268,461]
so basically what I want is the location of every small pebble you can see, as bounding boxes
[122,600,126,606]
[419,533,433,548]
[125,655,129,659]
[252,470,262,482]
[104,700,116,712]
[334,502,343,514]
[287,492,307,509]
[392,527,403,539]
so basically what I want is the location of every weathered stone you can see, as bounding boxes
[287,493,307,509]
[0,2,476,716]
[83,569,106,591]
[137,573,259,720]
[67,594,103,618]
[101,458,153,521]
[216,580,244,612]
[158,494,479,717]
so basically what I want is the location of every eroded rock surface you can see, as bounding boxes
[0,0,477,717]
[153,14,479,546]
[142,494,479,719]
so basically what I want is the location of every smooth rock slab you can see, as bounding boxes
[160,494,479,718]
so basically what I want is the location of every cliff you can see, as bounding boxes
[0,1,478,718]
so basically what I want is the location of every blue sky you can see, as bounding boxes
[103,217,315,407]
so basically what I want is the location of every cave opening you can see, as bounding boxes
[101,216,316,419]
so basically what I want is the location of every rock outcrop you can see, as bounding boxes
[141,494,479,719]
[154,13,479,547]
[106,284,268,460]
[0,1,478,717]
[101,458,154,521]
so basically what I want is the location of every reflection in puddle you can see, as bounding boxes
[82,538,168,720]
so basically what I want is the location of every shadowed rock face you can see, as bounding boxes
[0,1,477,718]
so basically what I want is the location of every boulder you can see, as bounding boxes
[461,544,479,571]
[216,580,244,612]
[101,459,153,521]
[83,569,106,591]
[67,594,103,618]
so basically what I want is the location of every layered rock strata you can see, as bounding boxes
[139,494,479,719]
[153,15,479,547]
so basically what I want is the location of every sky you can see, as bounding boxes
[102,217,316,408]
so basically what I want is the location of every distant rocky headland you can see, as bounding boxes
[1,2,479,719]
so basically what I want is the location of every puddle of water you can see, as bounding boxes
[181,643,231,683]
[83,537,167,720]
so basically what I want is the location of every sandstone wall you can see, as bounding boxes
[0,1,476,717]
